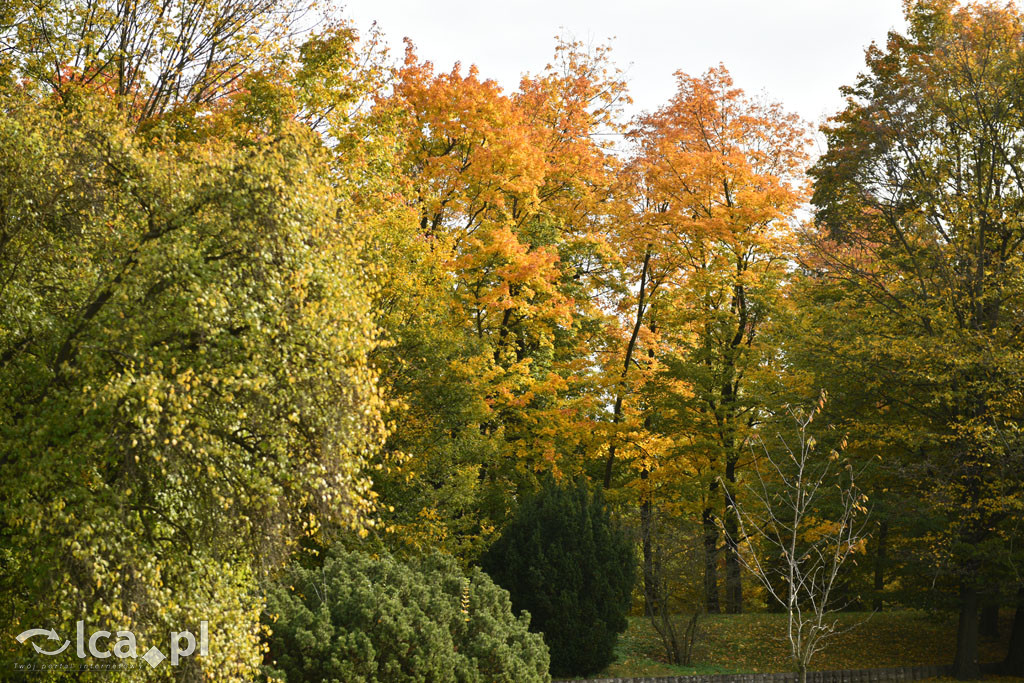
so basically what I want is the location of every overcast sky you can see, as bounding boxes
[343,0,909,127]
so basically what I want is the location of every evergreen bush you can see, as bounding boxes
[263,548,550,682]
[480,479,636,677]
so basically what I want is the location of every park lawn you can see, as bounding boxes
[593,610,1015,679]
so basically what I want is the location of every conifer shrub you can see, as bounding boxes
[263,548,550,682]
[480,479,636,677]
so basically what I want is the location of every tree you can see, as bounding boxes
[479,478,635,677]
[726,397,870,683]
[263,548,550,683]
[0,80,388,679]
[367,39,626,562]
[1,0,311,120]
[808,1,1024,677]
[609,65,806,614]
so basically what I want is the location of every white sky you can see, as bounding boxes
[342,0,909,128]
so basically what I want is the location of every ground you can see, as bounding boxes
[574,610,1017,680]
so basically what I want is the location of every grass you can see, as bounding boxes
[577,610,1017,680]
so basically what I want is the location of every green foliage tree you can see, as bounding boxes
[0,81,387,679]
[806,0,1024,677]
[480,479,635,677]
[262,548,550,683]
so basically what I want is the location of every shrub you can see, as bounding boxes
[262,548,550,683]
[480,478,636,677]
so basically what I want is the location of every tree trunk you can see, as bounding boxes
[603,249,652,489]
[702,484,721,614]
[1002,585,1024,676]
[602,412,620,489]
[641,467,657,616]
[979,600,999,640]
[872,519,888,611]
[724,455,743,614]
[952,581,981,680]
[640,330,659,615]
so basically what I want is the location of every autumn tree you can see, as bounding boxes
[366,39,627,561]
[807,1,1024,677]
[609,66,806,614]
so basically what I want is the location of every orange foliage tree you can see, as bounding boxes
[606,65,807,615]
[366,38,629,559]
